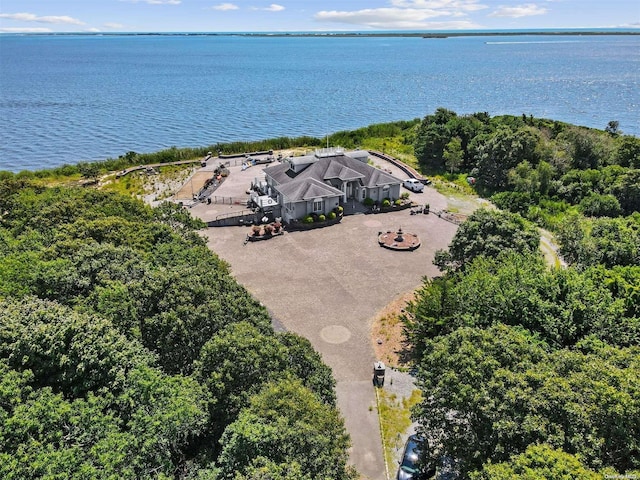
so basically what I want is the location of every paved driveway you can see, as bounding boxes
[192,163,458,480]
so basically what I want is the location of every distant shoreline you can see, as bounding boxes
[4,30,640,38]
[250,31,640,39]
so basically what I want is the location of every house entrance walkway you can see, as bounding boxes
[341,198,370,215]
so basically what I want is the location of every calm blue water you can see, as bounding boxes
[1,34,639,172]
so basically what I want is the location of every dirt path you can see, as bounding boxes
[540,228,566,268]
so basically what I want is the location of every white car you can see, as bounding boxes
[403,179,424,193]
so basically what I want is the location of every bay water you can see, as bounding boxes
[1,33,638,172]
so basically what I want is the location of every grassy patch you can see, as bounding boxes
[101,171,148,197]
[378,388,422,471]
[430,174,476,197]
[359,138,419,167]
[101,164,195,200]
[9,171,85,188]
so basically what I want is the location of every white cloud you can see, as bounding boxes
[0,12,85,25]
[0,27,53,33]
[268,4,285,11]
[104,22,125,29]
[85,27,101,32]
[211,3,239,10]
[316,8,456,29]
[390,0,487,12]
[489,3,547,17]
[314,0,490,29]
[254,4,285,12]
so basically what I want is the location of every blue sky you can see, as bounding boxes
[1,0,639,33]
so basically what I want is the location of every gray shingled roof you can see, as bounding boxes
[264,152,402,202]
[298,153,400,186]
[322,162,365,182]
[362,166,400,188]
[263,162,296,185]
[278,177,343,202]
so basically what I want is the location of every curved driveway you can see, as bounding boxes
[193,162,458,480]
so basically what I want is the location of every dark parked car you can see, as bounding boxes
[396,435,435,480]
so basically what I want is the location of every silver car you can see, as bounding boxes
[403,179,425,193]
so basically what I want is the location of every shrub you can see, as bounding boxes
[327,212,336,220]
[395,199,403,206]
[381,199,391,208]
[491,191,536,216]
[303,215,314,224]
[579,193,622,217]
[400,192,410,200]
[318,214,326,222]
[336,206,344,215]
[363,198,374,207]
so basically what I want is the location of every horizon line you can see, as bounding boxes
[2,27,640,37]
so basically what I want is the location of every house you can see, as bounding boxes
[262,147,402,223]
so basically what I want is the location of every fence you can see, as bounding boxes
[209,196,248,205]
[207,209,258,227]
[207,204,282,227]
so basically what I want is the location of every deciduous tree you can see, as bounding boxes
[433,208,540,272]
[216,378,353,480]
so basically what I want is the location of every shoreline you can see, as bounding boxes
[4,30,640,38]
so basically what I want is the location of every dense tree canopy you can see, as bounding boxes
[0,181,351,479]
[469,444,621,480]
[471,126,541,191]
[408,225,640,479]
[406,118,640,477]
[406,252,639,357]
[413,109,638,255]
[413,325,640,477]
[0,300,209,479]
[557,214,640,268]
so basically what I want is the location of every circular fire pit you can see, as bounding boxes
[378,227,420,251]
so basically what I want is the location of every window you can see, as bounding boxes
[313,199,323,212]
